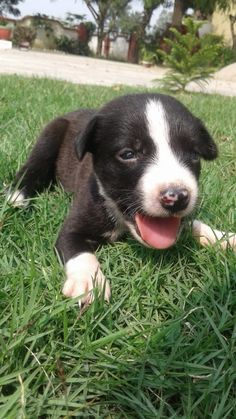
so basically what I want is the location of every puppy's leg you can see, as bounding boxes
[58,236,111,305]
[56,195,115,305]
[8,117,69,207]
[63,253,110,305]
[192,220,236,253]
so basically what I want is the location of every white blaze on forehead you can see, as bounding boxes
[146,99,182,171]
[146,99,170,151]
[138,99,198,217]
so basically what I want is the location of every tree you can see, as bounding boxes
[139,0,167,40]
[83,0,168,59]
[171,0,188,26]
[83,0,132,56]
[122,0,169,39]
[65,12,86,26]
[0,0,22,16]
[207,0,236,54]
[119,0,168,62]
[229,13,236,53]
[158,18,222,91]
[194,0,235,17]
[171,0,236,26]
[170,0,236,51]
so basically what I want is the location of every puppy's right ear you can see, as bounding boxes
[75,115,99,161]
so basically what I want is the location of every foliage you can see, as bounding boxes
[31,14,54,34]
[141,0,168,32]
[0,18,13,28]
[116,0,169,37]
[157,18,228,92]
[64,12,86,26]
[83,21,96,42]
[62,13,96,41]
[13,25,36,46]
[200,33,235,67]
[54,11,95,57]
[0,0,22,17]
[54,35,91,56]
[0,18,7,26]
[169,0,236,28]
[140,45,157,63]
[141,9,173,65]
[82,0,167,59]
[118,0,167,63]
[54,35,74,54]
[1,74,236,418]
[83,0,132,56]
[194,0,236,15]
[119,10,143,35]
[170,0,236,18]
[154,7,173,34]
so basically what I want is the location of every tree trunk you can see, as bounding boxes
[229,14,236,55]
[172,0,184,27]
[134,5,158,63]
[140,8,153,40]
[96,32,104,56]
[96,19,105,56]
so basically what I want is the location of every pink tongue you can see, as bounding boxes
[135,213,181,249]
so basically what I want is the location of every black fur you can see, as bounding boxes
[12,93,217,264]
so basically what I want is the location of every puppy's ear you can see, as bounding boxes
[194,119,218,160]
[75,115,99,161]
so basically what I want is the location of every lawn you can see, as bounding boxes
[0,75,236,418]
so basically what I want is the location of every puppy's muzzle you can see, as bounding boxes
[160,187,190,213]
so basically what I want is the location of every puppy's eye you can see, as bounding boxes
[190,151,200,162]
[118,149,136,161]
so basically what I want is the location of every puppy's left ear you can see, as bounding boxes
[75,115,99,161]
[194,118,218,160]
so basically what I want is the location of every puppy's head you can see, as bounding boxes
[75,94,217,249]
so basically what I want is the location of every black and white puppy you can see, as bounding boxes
[8,93,236,304]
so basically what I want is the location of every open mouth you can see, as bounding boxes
[135,213,181,249]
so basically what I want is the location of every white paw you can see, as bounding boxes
[7,190,28,208]
[192,219,236,253]
[62,253,111,305]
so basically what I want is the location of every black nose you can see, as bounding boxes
[160,188,189,212]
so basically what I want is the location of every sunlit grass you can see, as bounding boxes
[0,75,236,417]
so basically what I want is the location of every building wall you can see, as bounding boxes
[5,15,130,59]
[198,22,212,38]
[89,35,97,54]
[109,36,129,60]
[212,6,236,46]
[89,35,129,60]
[12,16,77,50]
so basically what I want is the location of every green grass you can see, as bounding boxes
[0,75,236,418]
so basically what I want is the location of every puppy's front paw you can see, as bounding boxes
[7,189,28,208]
[192,219,236,253]
[63,252,111,305]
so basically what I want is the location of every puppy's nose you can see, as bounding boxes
[160,188,189,212]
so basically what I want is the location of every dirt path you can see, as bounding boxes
[1,49,236,96]
[0,49,167,87]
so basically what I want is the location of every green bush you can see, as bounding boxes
[157,18,231,92]
[140,46,156,64]
[200,33,235,67]
[54,35,91,56]
[13,25,36,47]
